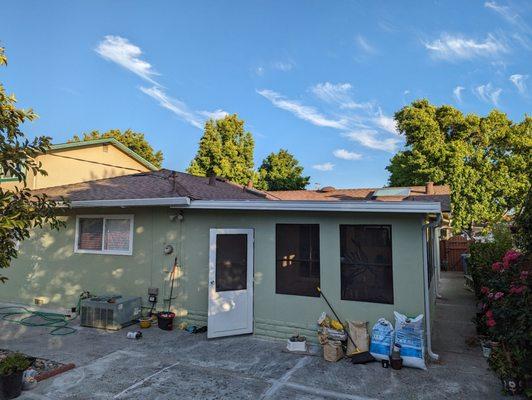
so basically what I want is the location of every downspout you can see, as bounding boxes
[422,213,442,361]
[435,226,442,299]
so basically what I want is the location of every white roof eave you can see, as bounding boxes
[177,199,441,214]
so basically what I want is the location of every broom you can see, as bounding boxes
[317,287,374,364]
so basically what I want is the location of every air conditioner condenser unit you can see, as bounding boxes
[80,296,142,330]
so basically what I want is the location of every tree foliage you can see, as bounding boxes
[257,149,309,190]
[0,47,66,283]
[387,99,531,233]
[187,114,255,185]
[70,129,163,168]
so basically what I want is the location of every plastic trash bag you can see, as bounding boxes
[369,318,394,361]
[393,311,426,370]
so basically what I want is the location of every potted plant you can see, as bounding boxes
[0,353,31,399]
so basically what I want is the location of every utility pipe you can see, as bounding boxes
[422,213,442,361]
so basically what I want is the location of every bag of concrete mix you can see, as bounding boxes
[323,340,344,362]
[346,321,369,355]
[393,311,426,370]
[369,318,394,361]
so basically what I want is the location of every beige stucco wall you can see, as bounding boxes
[4,207,429,341]
[0,143,151,191]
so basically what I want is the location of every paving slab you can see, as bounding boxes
[0,272,507,400]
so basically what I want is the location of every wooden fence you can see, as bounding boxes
[440,235,475,271]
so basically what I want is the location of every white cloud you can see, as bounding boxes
[258,86,402,153]
[373,110,398,134]
[453,86,465,102]
[313,162,335,171]
[310,82,373,110]
[96,35,228,129]
[95,36,159,85]
[474,83,502,106]
[342,130,399,153]
[271,61,294,71]
[140,86,204,129]
[333,149,362,160]
[424,33,508,61]
[257,89,348,129]
[355,35,376,54]
[198,109,229,120]
[485,2,530,32]
[509,74,528,94]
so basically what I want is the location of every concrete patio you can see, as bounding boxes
[0,272,504,399]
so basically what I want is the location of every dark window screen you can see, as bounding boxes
[78,218,104,250]
[276,224,320,297]
[215,234,248,292]
[340,225,393,304]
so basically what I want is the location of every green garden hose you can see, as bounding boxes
[0,297,82,335]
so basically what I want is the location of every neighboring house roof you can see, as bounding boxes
[34,169,267,202]
[50,138,159,171]
[268,184,451,212]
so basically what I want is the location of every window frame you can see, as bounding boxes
[275,223,321,297]
[74,214,134,256]
[339,224,394,304]
[0,165,26,182]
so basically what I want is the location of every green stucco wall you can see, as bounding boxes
[3,207,427,341]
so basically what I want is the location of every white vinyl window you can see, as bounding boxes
[74,215,134,255]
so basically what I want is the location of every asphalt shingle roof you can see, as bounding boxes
[34,170,450,212]
[268,185,451,211]
[34,169,267,201]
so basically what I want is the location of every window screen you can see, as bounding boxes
[104,219,131,252]
[340,225,393,304]
[276,224,320,297]
[78,218,104,250]
[215,234,248,292]
[76,216,133,254]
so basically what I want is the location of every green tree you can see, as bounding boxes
[187,114,255,185]
[70,129,163,168]
[387,99,531,233]
[0,47,66,282]
[257,149,310,190]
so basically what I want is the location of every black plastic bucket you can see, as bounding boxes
[157,312,175,331]
[0,370,23,400]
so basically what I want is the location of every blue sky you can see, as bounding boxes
[2,1,531,188]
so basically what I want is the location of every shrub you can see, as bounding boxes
[0,353,30,376]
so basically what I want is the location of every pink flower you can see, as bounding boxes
[487,319,496,328]
[485,310,493,319]
[509,285,526,295]
[488,292,494,300]
[492,262,504,272]
[481,286,490,295]
[502,250,521,268]
[494,291,504,300]
[520,271,529,281]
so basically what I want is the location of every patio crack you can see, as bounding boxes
[259,356,375,400]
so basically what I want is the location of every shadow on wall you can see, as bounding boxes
[9,222,151,310]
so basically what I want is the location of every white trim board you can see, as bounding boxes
[69,197,190,208]
[180,200,442,214]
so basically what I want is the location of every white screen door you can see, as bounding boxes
[208,228,254,338]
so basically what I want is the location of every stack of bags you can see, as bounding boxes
[317,312,346,362]
[317,313,370,362]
